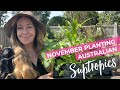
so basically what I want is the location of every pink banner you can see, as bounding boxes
[75,46,120,61]
[46,36,120,59]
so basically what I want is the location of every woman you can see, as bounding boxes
[3,11,53,79]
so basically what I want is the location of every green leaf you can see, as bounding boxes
[57,59,66,66]
[42,59,52,68]
[59,70,64,76]
[81,18,92,26]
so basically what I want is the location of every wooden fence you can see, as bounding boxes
[49,23,120,38]
[0,27,11,48]
[0,23,120,48]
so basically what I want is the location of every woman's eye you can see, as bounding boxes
[17,27,22,30]
[27,26,32,28]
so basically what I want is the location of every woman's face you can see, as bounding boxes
[16,17,36,46]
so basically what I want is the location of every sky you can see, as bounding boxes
[6,11,102,21]
[49,11,103,19]
[6,11,64,21]
[4,11,103,26]
[49,11,63,19]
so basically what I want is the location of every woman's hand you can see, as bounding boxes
[38,71,53,79]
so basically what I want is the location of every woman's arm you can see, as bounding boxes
[37,71,53,79]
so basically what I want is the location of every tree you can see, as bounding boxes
[11,11,20,15]
[63,11,99,25]
[0,11,8,26]
[98,11,120,25]
[32,11,51,25]
[47,16,66,26]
